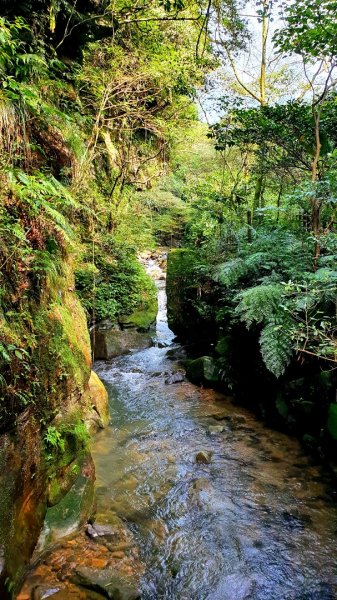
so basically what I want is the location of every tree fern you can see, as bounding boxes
[213,258,247,286]
[259,318,293,378]
[235,284,293,377]
[235,284,284,326]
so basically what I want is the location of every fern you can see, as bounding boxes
[234,284,293,377]
[213,258,247,286]
[259,318,293,378]
[235,284,284,326]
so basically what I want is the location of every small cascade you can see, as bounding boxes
[140,250,175,348]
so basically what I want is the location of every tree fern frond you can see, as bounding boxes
[259,319,293,378]
[213,258,247,286]
[235,284,284,326]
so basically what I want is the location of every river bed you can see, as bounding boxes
[19,258,337,599]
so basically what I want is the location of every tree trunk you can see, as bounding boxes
[311,109,322,268]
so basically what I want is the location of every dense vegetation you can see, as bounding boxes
[0,0,219,428]
[1,1,337,436]
[163,0,337,449]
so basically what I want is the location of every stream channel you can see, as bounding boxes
[20,256,337,599]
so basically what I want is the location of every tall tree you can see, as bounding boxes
[275,0,337,263]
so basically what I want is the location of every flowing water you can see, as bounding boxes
[92,258,337,600]
[20,256,337,599]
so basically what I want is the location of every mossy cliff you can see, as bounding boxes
[0,259,109,599]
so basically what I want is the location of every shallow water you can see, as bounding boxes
[92,264,337,600]
[19,257,337,599]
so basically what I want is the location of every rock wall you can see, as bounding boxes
[0,264,109,599]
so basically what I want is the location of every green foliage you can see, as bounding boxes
[44,426,65,457]
[75,239,157,324]
[235,284,284,326]
[274,0,337,59]
[43,414,90,463]
[180,222,337,377]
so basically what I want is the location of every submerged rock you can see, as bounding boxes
[208,425,224,435]
[165,372,185,384]
[31,586,62,599]
[72,566,141,600]
[195,451,212,464]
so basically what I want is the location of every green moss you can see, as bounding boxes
[215,336,232,358]
[185,356,221,385]
[328,403,337,440]
[166,248,199,336]
[119,297,158,331]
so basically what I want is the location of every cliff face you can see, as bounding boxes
[0,260,109,598]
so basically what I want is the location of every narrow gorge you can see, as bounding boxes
[1,1,337,598]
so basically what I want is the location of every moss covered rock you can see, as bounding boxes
[35,455,95,554]
[118,298,157,331]
[93,326,152,360]
[0,259,110,598]
[185,356,222,386]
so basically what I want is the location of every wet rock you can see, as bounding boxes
[165,372,185,384]
[208,425,224,435]
[213,413,246,427]
[195,451,212,464]
[92,326,152,360]
[72,566,141,600]
[35,456,95,555]
[157,340,170,348]
[212,410,229,421]
[86,523,118,541]
[84,371,110,433]
[47,458,84,507]
[32,587,62,600]
[166,347,187,361]
[281,510,312,530]
[192,477,211,492]
[185,356,221,386]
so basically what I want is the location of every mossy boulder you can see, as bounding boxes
[118,298,157,332]
[35,455,95,555]
[93,326,152,360]
[185,356,222,386]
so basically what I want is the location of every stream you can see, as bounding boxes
[20,256,337,599]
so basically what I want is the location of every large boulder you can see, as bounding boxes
[92,325,152,360]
